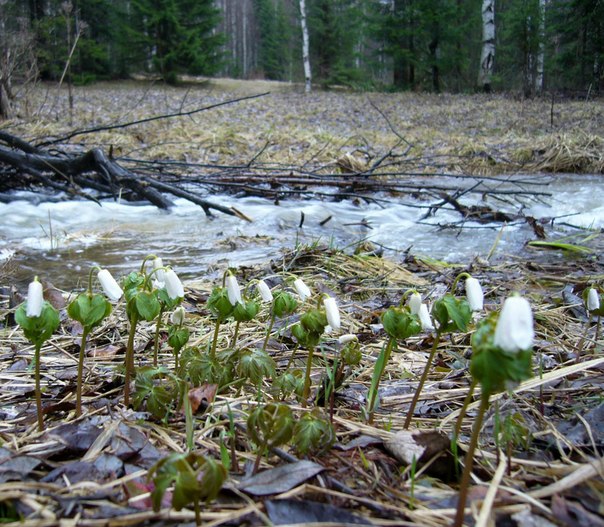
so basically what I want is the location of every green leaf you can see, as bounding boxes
[528,240,593,254]
[293,409,336,455]
[272,291,298,318]
[133,366,178,419]
[168,327,190,351]
[432,294,472,333]
[237,348,276,384]
[135,291,161,321]
[471,312,534,395]
[67,293,111,329]
[247,403,294,449]
[233,299,260,322]
[300,309,328,334]
[381,306,421,340]
[207,287,234,320]
[15,302,60,347]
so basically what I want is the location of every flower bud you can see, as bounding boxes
[97,269,123,302]
[153,257,165,287]
[493,295,534,353]
[408,292,422,315]
[293,278,311,301]
[164,269,184,300]
[418,303,434,331]
[257,280,273,303]
[26,279,44,318]
[226,274,242,306]
[171,306,186,325]
[323,296,341,331]
[587,288,600,312]
[465,277,484,311]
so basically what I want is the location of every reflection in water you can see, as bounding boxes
[1,174,603,290]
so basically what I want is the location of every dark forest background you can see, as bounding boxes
[1,0,602,95]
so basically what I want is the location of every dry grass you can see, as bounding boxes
[4,80,603,175]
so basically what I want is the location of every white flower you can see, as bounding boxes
[408,292,422,315]
[257,280,273,303]
[26,279,44,318]
[226,274,242,306]
[164,269,185,300]
[587,288,600,312]
[323,296,341,331]
[153,257,166,287]
[493,295,534,353]
[338,333,358,345]
[465,277,484,311]
[97,269,123,302]
[294,278,311,301]
[418,303,434,331]
[171,306,186,325]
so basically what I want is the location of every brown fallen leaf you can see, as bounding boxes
[88,344,123,359]
[187,383,218,414]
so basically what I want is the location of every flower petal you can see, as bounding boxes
[97,269,123,302]
[493,296,534,353]
[164,269,185,299]
[26,279,44,318]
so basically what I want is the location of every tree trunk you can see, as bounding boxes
[477,0,495,93]
[535,0,547,94]
[299,0,312,93]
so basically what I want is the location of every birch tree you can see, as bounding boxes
[299,0,312,93]
[477,0,495,92]
[534,0,546,93]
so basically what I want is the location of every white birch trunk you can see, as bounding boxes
[477,0,495,92]
[535,0,547,93]
[299,0,312,93]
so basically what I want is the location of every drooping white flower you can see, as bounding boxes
[153,257,166,287]
[170,306,186,325]
[257,280,273,303]
[408,292,422,315]
[493,295,534,353]
[323,296,341,331]
[226,274,242,306]
[164,269,185,300]
[294,278,311,301]
[587,288,600,312]
[97,269,123,302]
[418,303,434,331]
[338,333,358,345]
[465,277,484,311]
[26,279,44,318]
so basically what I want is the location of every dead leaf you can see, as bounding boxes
[266,498,371,525]
[88,344,122,359]
[384,429,450,465]
[187,383,218,414]
[551,494,604,527]
[0,447,42,483]
[238,460,325,496]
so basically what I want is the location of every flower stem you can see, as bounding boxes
[301,344,315,408]
[453,379,477,441]
[34,343,44,432]
[76,326,90,417]
[452,394,490,527]
[232,321,240,348]
[153,305,165,367]
[124,312,139,407]
[210,320,221,360]
[404,332,441,429]
[367,336,396,423]
[262,314,276,352]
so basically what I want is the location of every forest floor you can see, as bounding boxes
[0,81,603,526]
